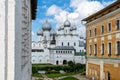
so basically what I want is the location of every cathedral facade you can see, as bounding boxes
[32,19,86,65]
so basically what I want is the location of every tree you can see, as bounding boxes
[68,61,74,67]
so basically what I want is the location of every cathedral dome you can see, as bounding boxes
[71,26,77,30]
[64,20,71,27]
[42,20,52,31]
[50,29,56,35]
[37,29,43,35]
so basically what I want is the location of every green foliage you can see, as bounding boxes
[46,72,80,78]
[59,77,79,80]
[68,61,75,67]
[32,63,86,77]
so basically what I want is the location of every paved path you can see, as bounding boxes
[72,74,89,80]
[32,73,89,80]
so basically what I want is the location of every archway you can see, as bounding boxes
[63,60,67,65]
[108,72,110,80]
[56,61,59,65]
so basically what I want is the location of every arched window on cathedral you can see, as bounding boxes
[62,42,63,46]
[74,42,76,46]
[68,42,69,46]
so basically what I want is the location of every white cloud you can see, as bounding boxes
[46,5,62,16]
[32,31,35,36]
[46,0,115,37]
[70,0,104,18]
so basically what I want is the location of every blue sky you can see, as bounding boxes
[32,0,116,41]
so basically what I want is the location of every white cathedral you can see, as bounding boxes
[32,19,86,65]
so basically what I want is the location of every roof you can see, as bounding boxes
[75,52,86,56]
[31,0,37,20]
[49,46,75,50]
[82,0,120,22]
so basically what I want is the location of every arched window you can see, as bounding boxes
[62,42,63,46]
[74,42,76,46]
[68,42,69,46]
[39,43,41,47]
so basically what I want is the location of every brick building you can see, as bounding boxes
[83,1,120,80]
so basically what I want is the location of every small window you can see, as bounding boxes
[108,43,112,55]
[33,44,35,47]
[90,30,92,37]
[101,44,104,55]
[68,51,69,53]
[89,45,92,55]
[117,41,120,55]
[116,20,120,30]
[94,28,97,36]
[101,25,104,34]
[94,44,97,55]
[108,23,111,32]
[66,51,67,53]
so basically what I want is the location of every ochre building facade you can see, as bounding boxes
[83,1,120,80]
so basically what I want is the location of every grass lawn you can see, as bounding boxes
[46,72,80,78]
[32,73,43,78]
[59,77,79,80]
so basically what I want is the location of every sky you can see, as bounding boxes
[32,0,116,41]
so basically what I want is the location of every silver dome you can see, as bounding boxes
[50,29,56,35]
[72,26,77,30]
[64,20,71,27]
[42,20,52,31]
[37,29,43,35]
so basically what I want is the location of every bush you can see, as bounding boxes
[32,64,86,75]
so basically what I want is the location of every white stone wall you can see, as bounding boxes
[0,0,7,80]
[0,0,32,80]
[74,56,86,64]
[50,50,75,65]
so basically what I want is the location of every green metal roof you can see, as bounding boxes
[75,52,86,56]
[49,46,75,50]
